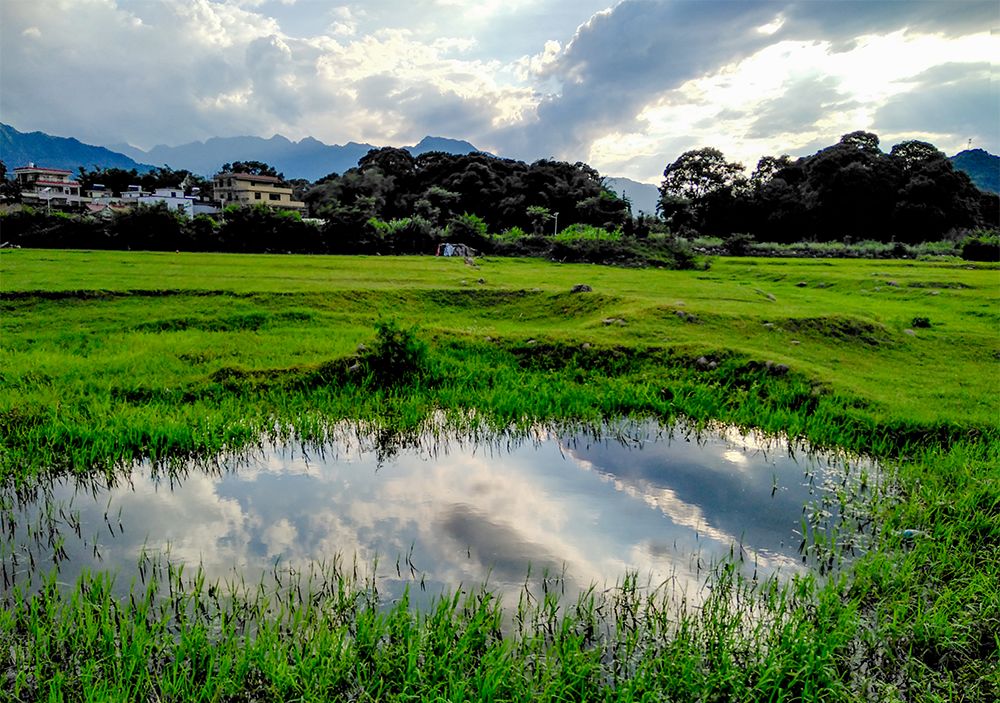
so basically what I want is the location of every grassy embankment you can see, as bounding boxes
[1,249,998,700]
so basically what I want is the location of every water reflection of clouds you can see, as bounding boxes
[10,425,846,604]
[109,473,252,572]
[559,430,811,573]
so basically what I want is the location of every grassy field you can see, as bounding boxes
[1,249,998,700]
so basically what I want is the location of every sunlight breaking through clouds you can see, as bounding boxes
[1,0,995,181]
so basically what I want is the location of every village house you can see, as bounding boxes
[213,171,306,213]
[138,186,196,217]
[14,164,85,209]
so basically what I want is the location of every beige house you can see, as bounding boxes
[213,172,306,213]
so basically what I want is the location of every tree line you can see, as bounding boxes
[304,148,631,237]
[659,131,997,244]
[1,131,997,263]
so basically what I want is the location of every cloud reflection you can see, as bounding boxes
[7,423,863,605]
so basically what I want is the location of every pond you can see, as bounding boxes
[2,421,874,606]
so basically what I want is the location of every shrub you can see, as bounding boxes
[960,232,1000,262]
[723,232,755,256]
[360,320,430,386]
[371,217,439,254]
[495,226,528,242]
[553,223,621,243]
[445,213,490,252]
[911,317,931,328]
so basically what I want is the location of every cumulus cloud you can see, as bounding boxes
[1,0,995,179]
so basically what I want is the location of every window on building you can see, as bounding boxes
[269,193,280,201]
[255,192,262,200]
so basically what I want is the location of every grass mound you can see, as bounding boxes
[781,315,893,346]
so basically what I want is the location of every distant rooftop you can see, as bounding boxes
[215,171,283,184]
[14,165,74,174]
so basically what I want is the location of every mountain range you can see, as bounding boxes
[1,123,153,174]
[1,124,483,182]
[108,134,483,181]
[2,123,997,197]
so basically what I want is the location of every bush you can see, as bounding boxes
[960,232,1000,262]
[370,217,440,254]
[495,226,528,242]
[553,223,621,243]
[360,320,430,386]
[446,213,490,251]
[723,232,755,256]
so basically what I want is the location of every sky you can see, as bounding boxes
[1,0,997,183]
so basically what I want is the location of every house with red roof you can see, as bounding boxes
[14,164,85,209]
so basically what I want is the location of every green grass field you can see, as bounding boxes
[1,249,998,700]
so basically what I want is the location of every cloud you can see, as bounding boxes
[746,75,856,139]
[1,0,996,179]
[874,62,999,153]
[488,0,998,165]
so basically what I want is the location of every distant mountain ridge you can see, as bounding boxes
[6,123,996,196]
[1,123,154,173]
[949,149,999,193]
[604,177,659,215]
[2,124,485,181]
[110,134,485,181]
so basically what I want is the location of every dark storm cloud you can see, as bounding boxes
[0,1,279,147]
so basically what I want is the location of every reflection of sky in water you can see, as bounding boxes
[3,423,869,604]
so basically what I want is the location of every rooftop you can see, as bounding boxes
[14,165,74,175]
[215,172,284,184]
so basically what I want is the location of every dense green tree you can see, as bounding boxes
[838,130,881,153]
[658,148,745,234]
[220,161,283,180]
[659,148,744,202]
[889,140,946,170]
[304,149,626,237]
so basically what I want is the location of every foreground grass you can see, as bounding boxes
[1,249,998,700]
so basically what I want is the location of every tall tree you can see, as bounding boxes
[659,148,745,202]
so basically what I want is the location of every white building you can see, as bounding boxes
[137,186,197,217]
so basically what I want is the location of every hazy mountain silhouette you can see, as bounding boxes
[1,123,154,173]
[604,177,659,215]
[109,134,485,181]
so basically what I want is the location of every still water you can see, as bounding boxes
[3,421,873,603]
